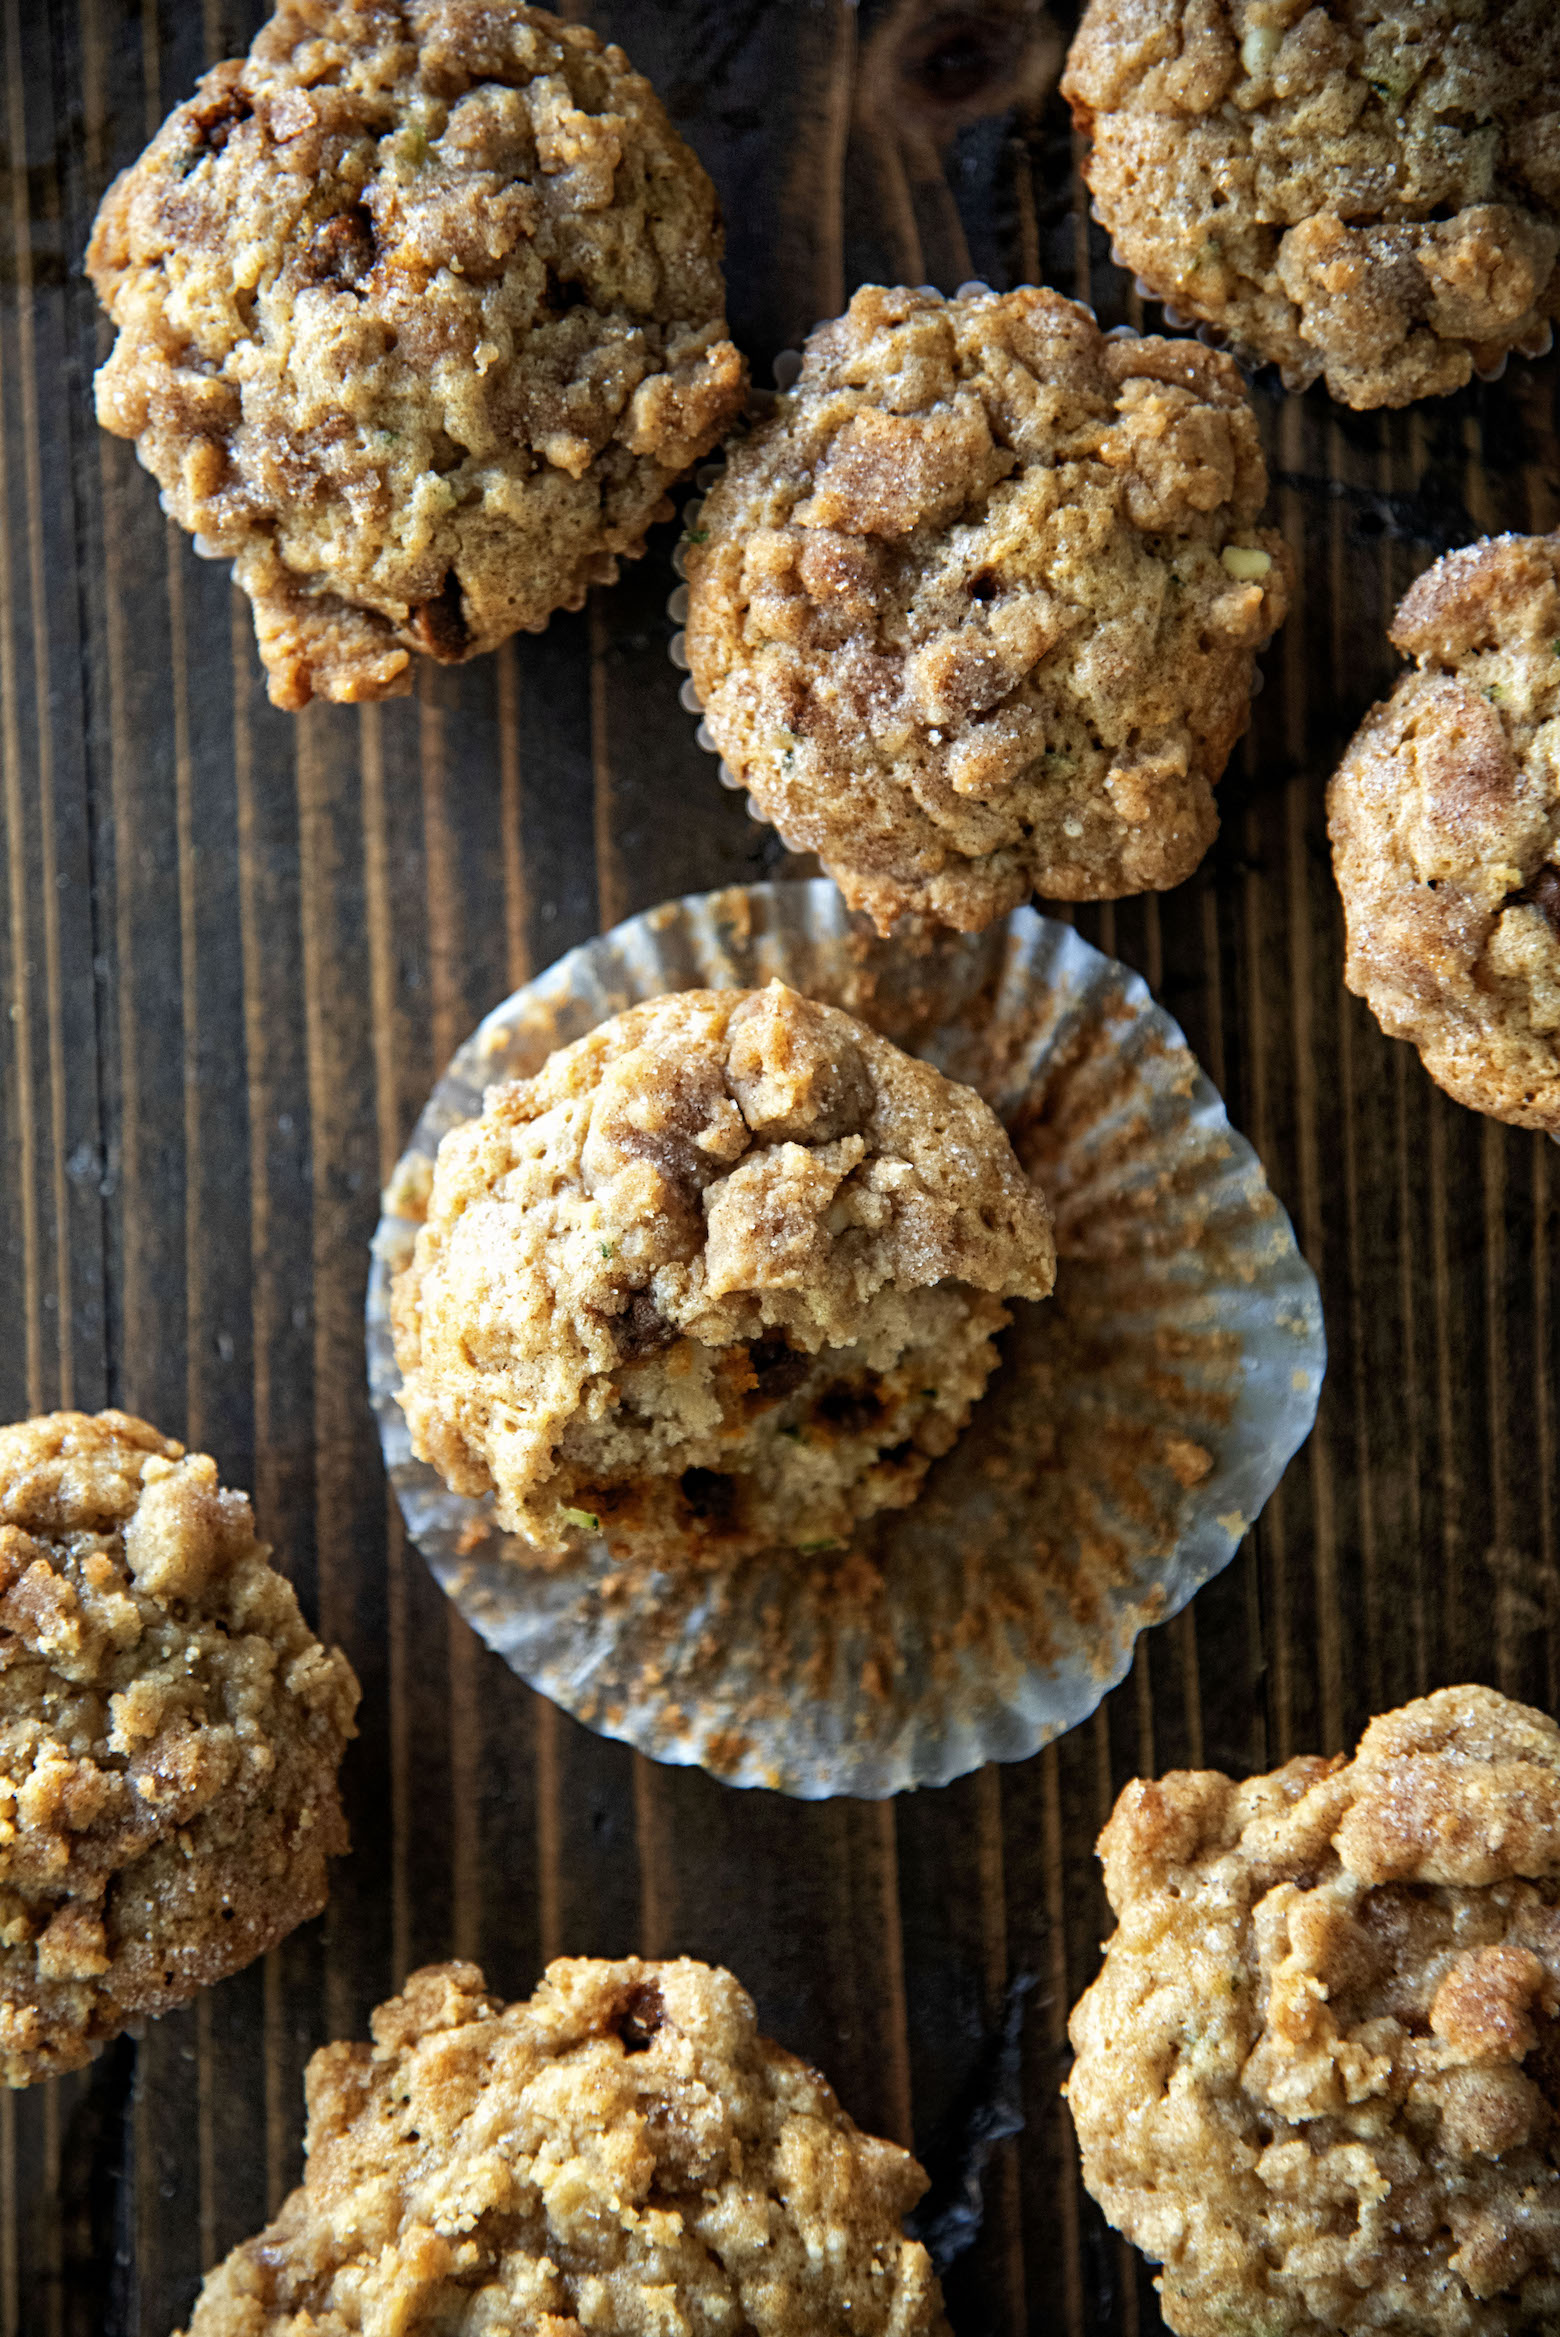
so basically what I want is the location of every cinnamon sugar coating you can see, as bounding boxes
[1068,1685,1560,2335]
[684,285,1290,935]
[1063,0,1560,411]
[178,1956,948,2337]
[86,0,746,709]
[390,980,1056,1562]
[1328,531,1560,1133]
[0,1411,358,2085]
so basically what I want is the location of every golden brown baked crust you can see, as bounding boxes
[1068,1685,1560,2336]
[1327,531,1560,1133]
[391,980,1056,1561]
[1063,0,1560,411]
[177,1955,949,2337]
[684,285,1291,935]
[86,0,746,709]
[0,1411,359,2086]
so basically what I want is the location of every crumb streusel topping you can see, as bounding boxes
[179,1955,949,2337]
[391,980,1056,1562]
[0,1410,358,2085]
[1064,0,1560,409]
[87,0,746,707]
[685,285,1290,935]
[1069,1684,1560,2334]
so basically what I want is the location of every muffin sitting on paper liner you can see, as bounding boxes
[176,1955,948,2337]
[86,0,746,709]
[369,881,1325,1799]
[390,980,1056,1565]
[0,1410,358,2085]
[1328,532,1560,1134]
[681,283,1291,936]
[1067,1684,1560,2336]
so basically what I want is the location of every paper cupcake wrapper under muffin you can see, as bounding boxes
[366,880,1324,1798]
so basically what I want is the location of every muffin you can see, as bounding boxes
[1067,1684,1560,2337]
[683,284,1291,936]
[0,1410,359,2085]
[86,0,746,710]
[390,978,1056,1562]
[176,1954,949,2337]
[1063,0,1560,410]
[1328,532,1560,1133]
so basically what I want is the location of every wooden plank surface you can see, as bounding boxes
[1,2,1558,2331]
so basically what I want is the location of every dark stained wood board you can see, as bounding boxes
[1,0,1558,2330]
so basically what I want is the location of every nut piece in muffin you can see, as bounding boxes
[1068,1684,1560,2336]
[1063,0,1560,411]
[177,1955,949,2337]
[684,285,1291,936]
[391,980,1056,1561]
[1328,531,1560,1133]
[0,1410,359,2085]
[86,0,747,710]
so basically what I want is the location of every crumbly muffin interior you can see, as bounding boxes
[1328,530,1560,1133]
[178,1954,949,2337]
[1068,1684,1560,2336]
[391,980,1056,1561]
[0,1410,358,2086]
[1063,0,1560,410]
[86,0,746,708]
[685,284,1290,935]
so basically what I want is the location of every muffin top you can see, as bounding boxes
[179,1954,949,2337]
[0,1411,358,2085]
[1328,531,1560,1133]
[1063,0,1560,410]
[86,0,746,709]
[391,980,1055,1559]
[1068,1683,1560,2336]
[684,284,1290,936]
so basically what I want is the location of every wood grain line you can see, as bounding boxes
[1292,423,1339,1751]
[0,293,43,1412]
[632,1754,666,1958]
[1427,1098,1460,1677]
[873,1803,914,2150]
[589,593,622,936]
[41,2087,59,2337]
[0,2090,13,2337]
[358,694,414,1990]
[1483,1118,1515,1691]
[535,1701,564,1965]
[810,0,855,326]
[1395,421,1428,1704]
[1039,1744,1084,2337]
[166,529,203,1442]
[496,637,530,993]
[5,0,70,1406]
[360,703,402,1188]
[1393,1042,1428,1692]
[974,1766,1026,2333]
[1011,125,1040,286]
[901,125,974,288]
[418,676,482,1966]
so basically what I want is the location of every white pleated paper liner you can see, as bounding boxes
[366,880,1325,1799]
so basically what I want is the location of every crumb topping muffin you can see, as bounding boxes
[0,1411,359,2086]
[684,285,1291,936]
[86,0,747,710]
[1328,531,1560,1133]
[1063,0,1560,410]
[1068,1684,1560,2336]
[390,979,1056,1561]
[177,1955,949,2337]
